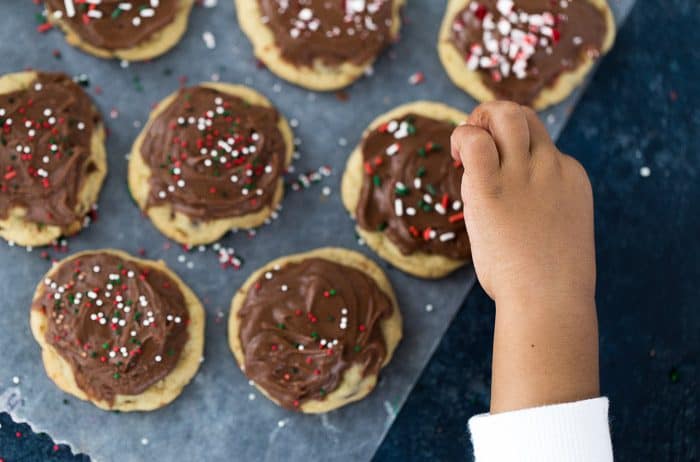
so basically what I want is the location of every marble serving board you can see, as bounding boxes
[0,0,635,460]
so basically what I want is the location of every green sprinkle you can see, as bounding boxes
[113,373,120,380]
[111,7,122,19]
[426,184,437,195]
[417,147,426,157]
[354,345,362,352]
[311,331,319,340]
[417,166,426,177]
[102,342,109,350]
[372,175,381,187]
[329,289,337,296]
[377,222,388,232]
[277,323,286,330]
[669,367,680,383]
[395,185,409,196]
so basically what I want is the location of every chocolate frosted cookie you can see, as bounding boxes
[128,83,294,245]
[342,102,471,279]
[235,0,405,90]
[229,248,402,413]
[438,0,616,109]
[30,249,205,411]
[45,0,195,61]
[0,71,107,247]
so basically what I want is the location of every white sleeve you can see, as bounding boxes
[468,397,613,462]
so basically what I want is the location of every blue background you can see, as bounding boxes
[1,0,698,460]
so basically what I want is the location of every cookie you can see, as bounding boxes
[229,247,402,413]
[438,0,616,110]
[128,83,294,245]
[0,71,107,247]
[235,0,405,91]
[342,102,471,279]
[45,0,195,61]
[30,249,205,411]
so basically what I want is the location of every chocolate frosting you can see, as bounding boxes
[46,0,179,51]
[0,72,100,229]
[257,0,396,67]
[450,0,607,104]
[356,113,470,260]
[139,86,287,222]
[34,252,190,404]
[238,257,394,410]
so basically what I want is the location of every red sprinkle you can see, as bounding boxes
[448,212,464,223]
[37,23,53,33]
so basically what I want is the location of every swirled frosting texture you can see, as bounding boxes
[238,258,393,410]
[257,0,396,67]
[450,0,607,104]
[46,0,179,50]
[34,252,189,404]
[139,86,287,222]
[356,113,470,260]
[0,72,100,228]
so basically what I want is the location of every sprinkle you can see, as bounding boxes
[408,71,425,85]
[448,212,464,223]
[394,198,404,217]
[425,304,434,312]
[439,232,456,242]
[640,166,651,177]
[203,31,216,49]
[64,0,76,18]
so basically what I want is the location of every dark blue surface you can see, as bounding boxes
[2,0,698,461]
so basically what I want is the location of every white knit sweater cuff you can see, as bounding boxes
[469,397,613,462]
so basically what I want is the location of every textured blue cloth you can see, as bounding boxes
[2,1,698,461]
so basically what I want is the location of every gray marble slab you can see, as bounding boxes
[0,0,634,460]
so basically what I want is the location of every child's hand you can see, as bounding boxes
[451,101,596,306]
[451,102,599,413]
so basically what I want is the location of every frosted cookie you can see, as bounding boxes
[0,71,107,247]
[45,0,195,61]
[342,102,471,279]
[128,83,293,245]
[30,249,205,411]
[235,0,405,91]
[229,247,402,413]
[438,0,616,109]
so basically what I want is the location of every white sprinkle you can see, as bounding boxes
[425,304,434,312]
[203,31,216,49]
[640,166,651,177]
[64,0,76,18]
[439,232,456,242]
[248,393,256,400]
[386,142,400,156]
[12,376,20,384]
[141,438,149,446]
[155,355,162,363]
[394,198,404,217]
[277,420,286,428]
[298,8,313,21]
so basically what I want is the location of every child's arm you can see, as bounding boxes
[451,102,611,461]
